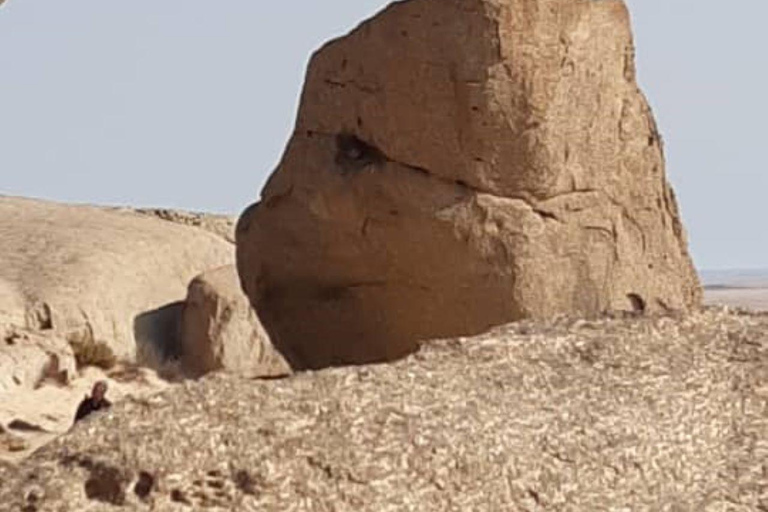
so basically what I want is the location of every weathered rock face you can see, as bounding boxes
[237,0,701,368]
[180,265,290,379]
[0,324,76,394]
[0,196,234,364]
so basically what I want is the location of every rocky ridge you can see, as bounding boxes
[0,196,234,364]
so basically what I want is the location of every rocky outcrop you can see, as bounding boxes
[0,324,76,394]
[0,196,234,365]
[1,309,765,510]
[180,266,290,379]
[236,0,701,369]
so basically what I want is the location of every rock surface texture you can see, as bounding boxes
[236,0,701,369]
[181,265,290,379]
[1,309,765,510]
[0,196,234,364]
[0,324,76,394]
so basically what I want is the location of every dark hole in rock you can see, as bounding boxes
[134,301,184,367]
[134,471,154,500]
[207,479,225,490]
[233,470,257,496]
[171,489,190,504]
[25,490,39,504]
[335,133,386,172]
[83,464,127,505]
[30,303,53,330]
[627,293,646,313]
[8,420,47,433]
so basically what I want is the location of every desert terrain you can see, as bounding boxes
[1,0,766,510]
[703,270,768,312]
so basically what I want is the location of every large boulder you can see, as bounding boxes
[236,0,701,369]
[180,265,290,379]
[0,196,234,365]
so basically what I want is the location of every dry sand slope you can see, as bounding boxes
[1,308,766,511]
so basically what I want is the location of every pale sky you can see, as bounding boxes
[0,1,765,271]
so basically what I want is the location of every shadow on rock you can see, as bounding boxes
[133,302,184,377]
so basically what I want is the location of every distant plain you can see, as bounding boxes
[701,269,768,311]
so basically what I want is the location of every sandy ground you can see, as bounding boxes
[0,365,171,463]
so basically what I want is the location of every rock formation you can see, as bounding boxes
[236,0,702,369]
[180,265,290,379]
[0,196,234,365]
[1,308,765,510]
[0,324,76,394]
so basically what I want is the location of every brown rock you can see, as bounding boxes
[180,265,290,378]
[236,0,701,369]
[0,196,234,365]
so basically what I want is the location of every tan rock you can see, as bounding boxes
[236,0,701,369]
[0,196,234,365]
[181,265,290,378]
[0,324,76,394]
